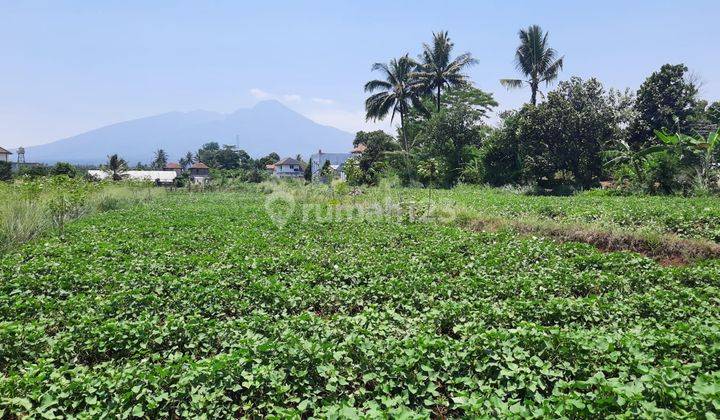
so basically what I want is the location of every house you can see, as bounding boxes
[164,162,182,176]
[310,145,366,181]
[87,170,177,185]
[189,162,210,183]
[0,147,12,162]
[272,157,305,178]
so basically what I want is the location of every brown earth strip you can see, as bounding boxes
[466,217,720,266]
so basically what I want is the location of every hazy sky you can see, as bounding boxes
[2,0,719,148]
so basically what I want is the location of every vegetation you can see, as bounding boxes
[0,177,160,252]
[499,25,564,105]
[2,188,720,417]
[361,29,718,196]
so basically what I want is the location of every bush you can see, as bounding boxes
[0,162,11,181]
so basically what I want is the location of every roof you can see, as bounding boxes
[275,157,302,166]
[265,164,275,170]
[351,143,367,153]
[164,162,181,169]
[0,147,12,155]
[190,162,209,169]
[87,170,177,182]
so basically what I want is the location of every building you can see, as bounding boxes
[164,162,182,176]
[309,145,365,181]
[272,157,305,178]
[87,170,177,185]
[189,162,210,183]
[0,147,12,162]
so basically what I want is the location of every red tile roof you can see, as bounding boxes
[191,162,209,169]
[351,144,367,153]
[164,162,181,169]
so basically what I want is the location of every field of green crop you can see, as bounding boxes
[373,185,720,242]
[2,190,720,417]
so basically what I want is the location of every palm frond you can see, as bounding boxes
[500,79,524,89]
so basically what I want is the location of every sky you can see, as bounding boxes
[1,0,719,148]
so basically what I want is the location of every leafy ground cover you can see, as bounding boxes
[0,177,161,252]
[1,190,720,417]
[372,185,720,242]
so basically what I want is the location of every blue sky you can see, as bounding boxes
[2,0,719,148]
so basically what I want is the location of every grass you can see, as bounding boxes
[0,177,162,252]
[1,188,719,417]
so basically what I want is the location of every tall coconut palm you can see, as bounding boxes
[415,31,477,112]
[105,154,127,181]
[364,54,427,152]
[500,25,564,105]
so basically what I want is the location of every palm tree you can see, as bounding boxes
[179,151,194,170]
[151,149,168,169]
[500,25,564,105]
[415,31,477,112]
[364,54,428,152]
[105,154,127,181]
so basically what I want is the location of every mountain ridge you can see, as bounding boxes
[24,101,354,164]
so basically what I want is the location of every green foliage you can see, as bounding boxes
[196,143,253,170]
[517,77,616,188]
[104,154,128,181]
[628,64,699,147]
[18,165,49,179]
[478,111,522,186]
[1,190,720,417]
[364,55,428,152]
[151,149,168,169]
[49,162,77,178]
[500,25,564,105]
[415,106,487,186]
[414,31,476,111]
[0,162,11,181]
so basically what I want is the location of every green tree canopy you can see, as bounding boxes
[517,77,616,188]
[628,63,699,147]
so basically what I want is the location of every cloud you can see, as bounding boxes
[304,108,394,135]
[311,97,335,105]
[249,88,301,103]
[282,94,302,103]
[249,88,271,100]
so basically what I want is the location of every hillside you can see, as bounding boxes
[24,100,354,164]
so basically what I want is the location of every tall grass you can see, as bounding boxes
[0,177,163,252]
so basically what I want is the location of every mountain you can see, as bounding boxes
[24,100,354,164]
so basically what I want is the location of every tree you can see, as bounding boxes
[415,105,487,186]
[707,102,720,125]
[628,64,699,147]
[256,152,281,169]
[364,55,428,153]
[50,162,77,178]
[656,129,720,191]
[500,25,564,105]
[602,139,665,184]
[0,162,11,181]
[415,31,476,112]
[196,142,220,167]
[516,77,616,188]
[151,149,168,169]
[479,111,523,186]
[179,151,194,170]
[105,154,127,181]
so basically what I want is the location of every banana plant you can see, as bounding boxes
[602,139,665,183]
[655,129,720,189]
